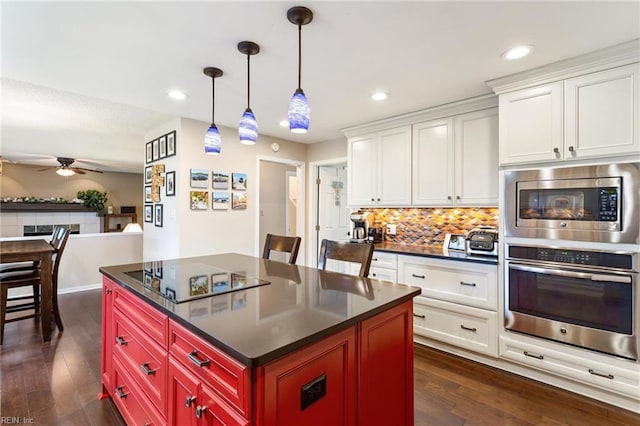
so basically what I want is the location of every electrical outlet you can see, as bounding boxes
[386,224,397,235]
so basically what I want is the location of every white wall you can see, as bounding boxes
[259,161,296,262]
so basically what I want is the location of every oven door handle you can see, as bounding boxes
[508,263,631,284]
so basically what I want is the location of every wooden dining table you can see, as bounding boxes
[0,239,55,342]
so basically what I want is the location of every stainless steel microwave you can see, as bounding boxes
[504,163,640,244]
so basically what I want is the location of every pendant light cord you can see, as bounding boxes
[247,54,251,109]
[211,78,216,124]
[297,24,302,90]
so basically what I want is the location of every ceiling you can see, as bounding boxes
[1,1,639,173]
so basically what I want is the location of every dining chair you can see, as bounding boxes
[317,239,374,277]
[0,225,70,344]
[262,234,302,265]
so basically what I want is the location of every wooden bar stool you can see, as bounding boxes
[262,234,302,264]
[317,239,374,277]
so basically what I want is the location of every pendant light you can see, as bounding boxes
[203,67,223,155]
[238,41,260,145]
[287,6,313,134]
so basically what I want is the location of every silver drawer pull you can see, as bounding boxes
[196,405,207,419]
[413,313,426,319]
[115,386,128,399]
[372,258,378,261]
[185,396,196,408]
[188,350,211,368]
[588,369,614,380]
[523,351,544,360]
[115,336,128,346]
[460,325,477,332]
[140,362,156,376]
[459,281,476,287]
[412,273,425,279]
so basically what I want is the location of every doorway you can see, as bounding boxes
[307,158,349,266]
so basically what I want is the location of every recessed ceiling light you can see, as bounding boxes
[501,45,534,60]
[167,89,188,100]
[371,92,388,101]
[279,119,289,127]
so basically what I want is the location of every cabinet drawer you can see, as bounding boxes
[500,334,640,399]
[114,308,167,416]
[369,267,397,283]
[112,357,166,426]
[399,256,497,310]
[413,298,497,357]
[371,251,397,270]
[169,319,250,418]
[113,283,168,349]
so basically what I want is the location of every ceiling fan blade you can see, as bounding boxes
[74,167,103,174]
[71,168,87,175]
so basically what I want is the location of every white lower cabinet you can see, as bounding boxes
[369,251,398,283]
[398,255,498,357]
[500,334,640,400]
[413,298,498,357]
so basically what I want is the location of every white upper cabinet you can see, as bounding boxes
[499,83,564,165]
[347,125,412,206]
[565,63,639,159]
[413,108,498,206]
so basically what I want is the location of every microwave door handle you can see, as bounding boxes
[509,263,631,284]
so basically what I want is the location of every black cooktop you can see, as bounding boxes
[125,261,270,303]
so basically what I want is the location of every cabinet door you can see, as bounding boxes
[499,83,564,165]
[412,118,454,205]
[378,126,412,206]
[168,357,199,426]
[455,108,499,205]
[101,278,115,396]
[347,133,377,206]
[198,385,250,426]
[369,266,397,283]
[565,64,640,159]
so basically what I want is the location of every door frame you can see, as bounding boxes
[307,157,348,267]
[256,155,306,263]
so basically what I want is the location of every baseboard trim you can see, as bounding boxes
[58,283,102,295]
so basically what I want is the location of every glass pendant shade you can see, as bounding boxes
[239,108,258,145]
[288,88,310,133]
[56,167,75,177]
[204,124,222,155]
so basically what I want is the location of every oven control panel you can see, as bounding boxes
[508,245,632,270]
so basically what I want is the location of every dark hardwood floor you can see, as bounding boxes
[1,289,639,425]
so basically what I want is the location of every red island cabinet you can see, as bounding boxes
[101,276,414,426]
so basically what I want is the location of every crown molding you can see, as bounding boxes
[486,39,640,94]
[342,93,497,138]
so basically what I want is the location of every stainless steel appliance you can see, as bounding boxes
[504,162,640,243]
[466,227,499,256]
[350,210,373,243]
[505,244,639,360]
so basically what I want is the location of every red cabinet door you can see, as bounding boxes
[358,300,414,426]
[198,385,250,426]
[100,278,115,398]
[168,356,199,426]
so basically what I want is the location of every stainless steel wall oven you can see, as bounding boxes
[504,163,640,244]
[505,245,639,360]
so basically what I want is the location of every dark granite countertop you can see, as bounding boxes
[100,253,421,367]
[373,242,498,265]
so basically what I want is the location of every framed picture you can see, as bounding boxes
[212,192,229,210]
[190,168,209,188]
[165,287,176,301]
[152,139,160,161]
[150,277,161,291]
[144,272,153,287]
[145,186,152,203]
[211,272,229,293]
[232,172,247,190]
[154,204,163,227]
[159,135,167,159]
[212,171,229,189]
[232,191,247,210]
[166,171,176,196]
[145,166,152,184]
[167,131,176,157]
[144,204,153,223]
[143,262,153,274]
[189,275,209,296]
[232,292,247,310]
[154,261,163,278]
[190,191,209,210]
[231,273,247,289]
[146,142,153,164]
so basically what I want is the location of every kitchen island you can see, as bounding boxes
[99,253,420,426]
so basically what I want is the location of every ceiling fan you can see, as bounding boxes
[38,157,104,176]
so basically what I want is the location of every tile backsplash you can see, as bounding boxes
[368,207,499,246]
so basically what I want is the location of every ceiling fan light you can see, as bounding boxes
[239,109,258,145]
[204,124,222,155]
[288,88,309,133]
[56,167,75,177]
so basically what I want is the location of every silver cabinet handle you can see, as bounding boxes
[588,369,614,380]
[456,195,461,200]
[553,147,559,154]
[460,325,477,332]
[413,313,426,319]
[411,273,425,279]
[568,146,575,152]
[185,396,196,408]
[188,350,211,368]
[140,363,156,376]
[115,336,128,346]
[447,196,452,200]
[524,351,544,360]
[459,281,476,287]
[196,405,207,419]
[115,386,128,399]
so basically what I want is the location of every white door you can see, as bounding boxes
[317,164,350,272]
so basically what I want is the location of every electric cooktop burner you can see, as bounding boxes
[124,262,270,303]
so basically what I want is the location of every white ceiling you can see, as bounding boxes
[1,1,639,173]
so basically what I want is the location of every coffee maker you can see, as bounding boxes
[350,210,373,243]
